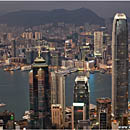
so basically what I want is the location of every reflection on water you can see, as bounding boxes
[0,69,129,120]
[0,69,29,120]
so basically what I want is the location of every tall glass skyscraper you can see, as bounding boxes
[112,13,128,122]
[29,48,51,128]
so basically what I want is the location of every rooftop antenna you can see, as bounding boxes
[38,46,41,58]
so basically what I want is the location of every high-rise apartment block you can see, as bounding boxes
[94,31,103,56]
[22,32,33,40]
[35,32,42,40]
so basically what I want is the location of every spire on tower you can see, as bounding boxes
[38,46,41,58]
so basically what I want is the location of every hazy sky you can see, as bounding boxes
[0,1,130,18]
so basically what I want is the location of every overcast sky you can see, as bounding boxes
[0,1,130,18]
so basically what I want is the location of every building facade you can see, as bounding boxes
[94,31,103,56]
[29,49,51,128]
[51,104,63,128]
[96,97,111,129]
[112,13,128,123]
[74,76,90,120]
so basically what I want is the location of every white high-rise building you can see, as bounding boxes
[94,31,103,56]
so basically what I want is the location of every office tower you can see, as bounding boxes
[29,48,51,129]
[112,13,128,123]
[50,72,67,128]
[11,40,16,57]
[74,76,90,120]
[71,103,87,129]
[51,104,63,128]
[96,97,111,129]
[65,40,72,58]
[41,51,51,65]
[50,51,61,66]
[26,49,34,64]
[94,31,103,56]
[80,43,90,61]
[50,72,58,104]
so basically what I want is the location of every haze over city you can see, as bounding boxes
[0,1,129,129]
[0,1,130,18]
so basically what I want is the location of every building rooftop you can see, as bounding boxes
[75,76,88,84]
[114,13,127,20]
[96,97,111,104]
[73,103,85,107]
[32,46,48,67]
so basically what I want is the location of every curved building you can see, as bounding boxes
[112,13,128,122]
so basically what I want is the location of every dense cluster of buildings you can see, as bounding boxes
[0,13,129,129]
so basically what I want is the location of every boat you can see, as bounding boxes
[0,103,6,107]
[100,69,106,74]
[9,66,20,71]
[70,68,78,73]
[21,66,31,71]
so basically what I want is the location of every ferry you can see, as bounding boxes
[10,66,20,71]
[21,66,31,71]
[0,103,6,107]
[70,68,78,73]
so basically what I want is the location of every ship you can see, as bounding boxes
[0,103,6,107]
[10,66,21,71]
[21,65,31,71]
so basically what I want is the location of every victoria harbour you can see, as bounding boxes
[0,69,129,120]
[0,1,130,129]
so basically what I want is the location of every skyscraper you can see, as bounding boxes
[11,40,16,57]
[29,47,51,129]
[74,76,90,120]
[96,97,111,129]
[94,31,103,56]
[112,13,128,123]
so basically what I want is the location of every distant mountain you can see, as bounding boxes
[0,8,105,26]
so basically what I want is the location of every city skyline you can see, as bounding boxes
[0,2,129,128]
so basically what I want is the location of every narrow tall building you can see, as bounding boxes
[11,40,16,57]
[74,76,90,120]
[112,13,128,122]
[94,31,103,56]
[29,48,51,129]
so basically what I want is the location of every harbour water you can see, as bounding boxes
[0,69,129,120]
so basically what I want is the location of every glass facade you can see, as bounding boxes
[74,77,90,120]
[112,13,128,121]
[29,56,51,129]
